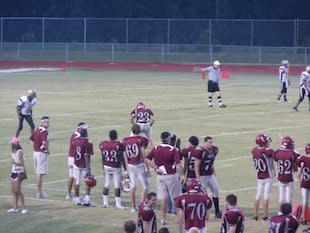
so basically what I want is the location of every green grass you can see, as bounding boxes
[0,70,308,233]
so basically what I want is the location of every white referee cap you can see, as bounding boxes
[213,60,220,66]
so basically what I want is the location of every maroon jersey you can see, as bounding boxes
[269,214,299,233]
[29,126,49,152]
[131,107,154,124]
[174,193,212,230]
[296,155,310,189]
[147,143,181,175]
[251,147,275,179]
[221,207,244,233]
[137,201,157,233]
[68,131,80,157]
[122,135,148,165]
[195,145,218,176]
[99,140,123,168]
[273,149,300,183]
[72,136,93,168]
[182,146,203,178]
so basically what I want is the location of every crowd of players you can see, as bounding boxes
[8,60,310,233]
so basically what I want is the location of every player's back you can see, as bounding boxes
[122,135,148,165]
[269,214,299,233]
[296,155,310,189]
[175,193,212,230]
[199,145,218,175]
[100,140,123,168]
[273,149,299,183]
[72,136,91,168]
[131,107,153,123]
[221,207,244,233]
[252,147,274,179]
[182,145,203,178]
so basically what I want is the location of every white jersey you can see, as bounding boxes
[278,65,288,83]
[299,71,310,90]
[11,149,24,173]
[17,95,37,115]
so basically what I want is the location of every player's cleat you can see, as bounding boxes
[7,208,19,213]
[215,211,222,219]
[219,104,227,108]
[36,192,48,199]
[277,96,281,102]
[83,203,91,207]
[292,106,299,111]
[252,216,258,221]
[65,193,73,200]
[131,207,138,213]
[160,219,168,225]
[284,98,288,102]
[208,104,213,108]
[102,204,110,208]
[115,205,127,210]
[262,216,269,221]
[21,209,28,214]
[75,197,82,206]
[302,221,308,225]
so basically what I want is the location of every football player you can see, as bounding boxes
[174,179,212,233]
[130,101,154,141]
[220,194,244,233]
[99,129,126,209]
[30,116,50,199]
[137,192,158,233]
[296,143,310,225]
[71,123,94,206]
[16,89,37,137]
[122,124,150,213]
[292,65,310,111]
[194,136,222,218]
[273,136,300,208]
[66,122,87,200]
[145,131,185,226]
[251,134,274,220]
[182,136,203,181]
[269,203,299,233]
[277,60,290,102]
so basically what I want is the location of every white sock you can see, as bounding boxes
[103,195,109,206]
[115,197,121,207]
[84,195,90,203]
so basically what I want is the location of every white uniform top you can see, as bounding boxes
[279,65,288,83]
[17,95,37,115]
[11,149,25,173]
[299,71,310,90]
[205,66,220,83]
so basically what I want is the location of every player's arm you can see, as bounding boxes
[142,220,151,233]
[123,152,129,177]
[130,115,135,125]
[16,103,22,119]
[176,209,184,233]
[194,158,201,180]
[41,140,49,154]
[85,155,91,175]
[150,114,155,126]
[119,150,127,172]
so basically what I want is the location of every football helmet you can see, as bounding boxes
[85,175,97,188]
[121,178,131,192]
[136,101,145,109]
[186,179,202,193]
[255,134,269,147]
[281,136,295,149]
[305,143,310,154]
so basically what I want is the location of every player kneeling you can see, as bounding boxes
[174,179,212,233]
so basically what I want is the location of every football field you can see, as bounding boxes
[0,69,309,233]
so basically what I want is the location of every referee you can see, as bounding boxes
[201,60,226,108]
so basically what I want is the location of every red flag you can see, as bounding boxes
[201,71,206,80]
[221,71,230,80]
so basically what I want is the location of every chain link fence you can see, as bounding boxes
[1,18,310,64]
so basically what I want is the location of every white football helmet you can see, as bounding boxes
[121,178,131,192]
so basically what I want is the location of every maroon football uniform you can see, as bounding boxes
[29,126,49,152]
[174,193,212,230]
[68,131,80,157]
[251,147,275,179]
[99,140,123,168]
[182,146,203,178]
[147,143,181,175]
[269,214,299,233]
[131,107,154,124]
[221,207,244,233]
[296,155,310,189]
[122,135,149,165]
[273,149,300,183]
[195,145,218,176]
[72,136,93,168]
[137,201,157,233]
